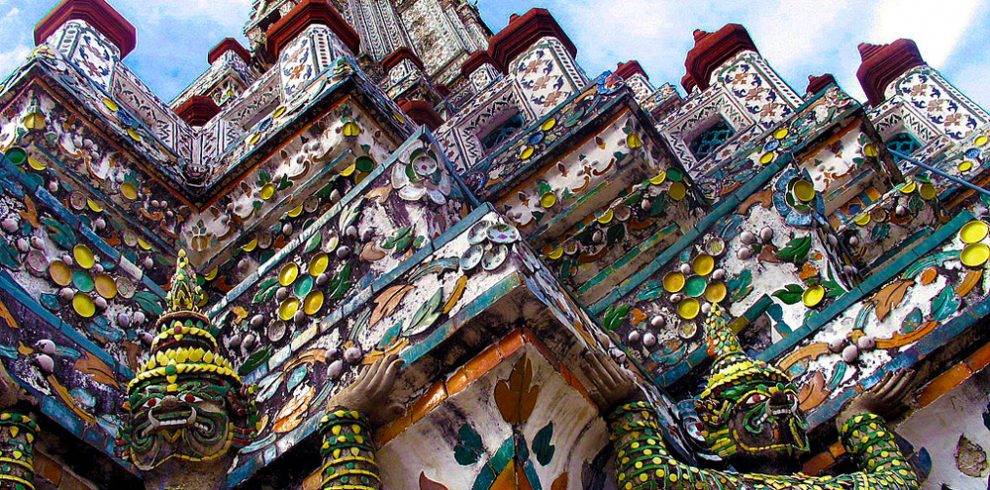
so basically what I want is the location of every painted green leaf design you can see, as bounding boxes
[533,422,555,466]
[728,269,753,302]
[0,240,19,270]
[252,278,280,304]
[606,223,625,246]
[772,284,805,305]
[931,287,959,322]
[902,307,923,333]
[637,281,665,301]
[42,217,76,250]
[870,222,890,242]
[404,288,442,336]
[453,424,483,466]
[603,304,631,331]
[304,232,322,254]
[239,346,272,375]
[133,291,164,316]
[328,263,353,300]
[776,236,812,263]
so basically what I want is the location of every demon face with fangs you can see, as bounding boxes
[120,251,257,471]
[693,305,810,464]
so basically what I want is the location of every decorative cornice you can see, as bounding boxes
[399,99,443,131]
[489,8,577,69]
[856,39,925,105]
[382,46,424,73]
[175,96,221,127]
[208,37,251,65]
[266,0,360,58]
[683,23,757,91]
[806,73,836,95]
[461,50,502,77]
[615,60,648,81]
[34,0,137,58]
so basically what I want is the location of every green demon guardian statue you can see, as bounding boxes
[120,250,259,489]
[694,309,810,467]
[583,304,920,489]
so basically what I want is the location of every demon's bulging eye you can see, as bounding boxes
[745,393,767,406]
[182,394,203,404]
[142,398,158,409]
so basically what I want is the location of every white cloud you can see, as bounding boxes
[0,45,31,78]
[870,0,980,66]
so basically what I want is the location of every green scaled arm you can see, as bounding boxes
[319,408,381,490]
[607,401,919,490]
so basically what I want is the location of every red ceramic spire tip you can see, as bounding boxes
[208,38,251,65]
[382,46,425,73]
[175,96,221,127]
[855,38,925,105]
[398,99,443,131]
[683,23,756,91]
[461,50,502,77]
[489,8,577,69]
[34,0,137,58]
[266,0,360,58]
[806,73,836,94]
[615,60,648,81]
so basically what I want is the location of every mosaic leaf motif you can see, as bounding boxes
[728,269,753,301]
[74,351,119,388]
[773,284,804,305]
[0,241,17,270]
[454,423,484,466]
[872,279,912,321]
[370,284,413,327]
[776,236,811,263]
[404,288,442,336]
[602,304,630,331]
[902,308,923,333]
[132,291,164,316]
[252,278,280,304]
[0,299,18,329]
[495,357,540,425]
[239,346,272,376]
[533,421,555,465]
[443,275,468,314]
[41,217,75,249]
[931,287,960,323]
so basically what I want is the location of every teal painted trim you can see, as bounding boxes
[0,271,134,379]
[589,155,792,315]
[757,209,973,363]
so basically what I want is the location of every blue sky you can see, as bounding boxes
[4,0,990,109]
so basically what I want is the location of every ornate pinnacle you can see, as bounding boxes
[160,250,206,324]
